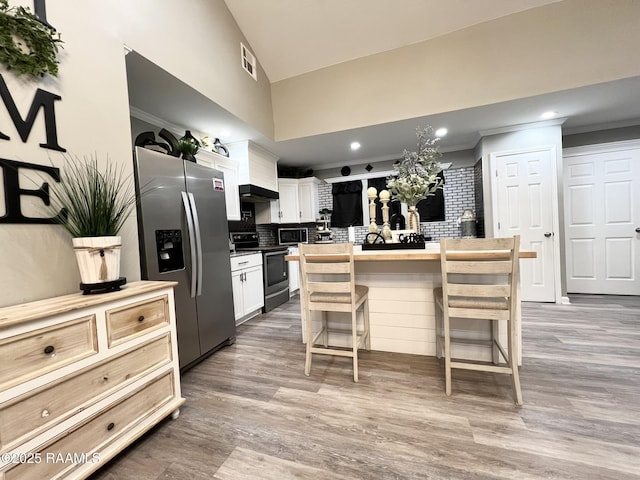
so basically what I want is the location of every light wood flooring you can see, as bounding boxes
[90,294,640,480]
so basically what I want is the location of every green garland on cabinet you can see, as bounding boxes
[0,0,62,78]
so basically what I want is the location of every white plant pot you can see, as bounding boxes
[72,236,122,284]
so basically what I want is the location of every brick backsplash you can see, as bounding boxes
[242,166,479,245]
[320,166,477,243]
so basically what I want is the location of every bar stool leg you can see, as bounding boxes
[434,295,443,359]
[444,314,452,396]
[304,310,312,376]
[491,319,500,365]
[321,311,328,347]
[363,300,371,351]
[508,319,523,405]
[351,309,359,382]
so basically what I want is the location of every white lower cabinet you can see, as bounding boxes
[0,281,184,480]
[287,246,300,295]
[231,254,264,325]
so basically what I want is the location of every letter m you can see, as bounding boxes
[0,73,66,152]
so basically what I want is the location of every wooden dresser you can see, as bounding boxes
[0,281,185,480]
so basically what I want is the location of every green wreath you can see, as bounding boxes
[0,0,63,78]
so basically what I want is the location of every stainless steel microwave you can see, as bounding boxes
[278,228,308,246]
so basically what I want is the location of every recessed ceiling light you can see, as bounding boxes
[541,111,557,119]
[435,128,448,137]
[350,142,361,151]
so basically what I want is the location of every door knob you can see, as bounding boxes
[544,232,553,238]
[636,227,640,233]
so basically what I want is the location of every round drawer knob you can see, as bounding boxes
[137,315,145,322]
[43,345,55,355]
[41,409,50,418]
[107,422,115,431]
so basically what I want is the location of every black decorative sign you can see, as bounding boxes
[0,158,60,224]
[0,74,65,151]
[0,72,66,224]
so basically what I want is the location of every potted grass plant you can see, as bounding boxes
[48,154,137,287]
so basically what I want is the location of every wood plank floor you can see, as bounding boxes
[90,294,640,480]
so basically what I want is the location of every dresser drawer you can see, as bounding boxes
[3,372,175,480]
[0,316,98,391]
[105,295,169,347]
[0,334,172,453]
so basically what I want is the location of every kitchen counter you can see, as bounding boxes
[287,243,535,363]
[285,243,537,261]
[230,250,261,258]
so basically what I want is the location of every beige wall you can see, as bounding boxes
[100,0,274,139]
[271,0,640,141]
[0,0,274,306]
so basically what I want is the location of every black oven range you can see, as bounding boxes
[230,232,289,312]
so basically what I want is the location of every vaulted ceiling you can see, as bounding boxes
[223,0,561,82]
[128,1,640,169]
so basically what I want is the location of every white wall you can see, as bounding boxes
[100,0,274,139]
[0,0,274,307]
[0,2,137,306]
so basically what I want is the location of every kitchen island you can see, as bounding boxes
[286,244,536,363]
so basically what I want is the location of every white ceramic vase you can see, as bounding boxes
[72,236,122,284]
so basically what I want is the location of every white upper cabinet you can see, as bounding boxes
[195,150,241,221]
[297,177,320,223]
[258,177,321,224]
[278,179,301,223]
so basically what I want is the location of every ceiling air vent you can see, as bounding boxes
[241,43,257,81]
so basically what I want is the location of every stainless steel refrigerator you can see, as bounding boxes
[133,147,236,370]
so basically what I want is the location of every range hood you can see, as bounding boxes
[238,184,279,202]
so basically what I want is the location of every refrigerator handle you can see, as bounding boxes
[181,191,198,298]
[187,192,204,296]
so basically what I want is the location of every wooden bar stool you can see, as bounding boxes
[434,236,523,405]
[298,242,371,382]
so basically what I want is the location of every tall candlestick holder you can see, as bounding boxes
[367,187,378,243]
[379,190,392,241]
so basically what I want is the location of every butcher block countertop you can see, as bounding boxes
[285,243,537,261]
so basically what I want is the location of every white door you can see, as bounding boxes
[563,142,640,295]
[492,147,557,302]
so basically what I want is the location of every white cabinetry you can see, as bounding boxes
[278,179,301,223]
[226,140,279,193]
[0,281,184,480]
[297,178,320,222]
[287,246,300,295]
[257,177,321,224]
[230,254,264,325]
[256,199,281,224]
[195,150,241,221]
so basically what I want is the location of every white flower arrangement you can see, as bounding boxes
[387,126,444,207]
